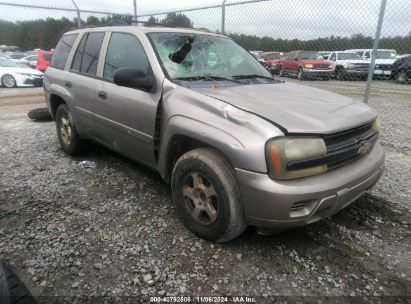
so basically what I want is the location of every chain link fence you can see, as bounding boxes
[0,0,410,139]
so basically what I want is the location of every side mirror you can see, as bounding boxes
[113,68,155,92]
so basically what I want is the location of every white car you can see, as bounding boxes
[327,51,370,80]
[0,58,43,88]
[347,49,397,77]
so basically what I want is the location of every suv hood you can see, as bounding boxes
[192,82,376,134]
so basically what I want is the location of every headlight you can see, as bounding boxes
[305,64,313,69]
[372,117,381,132]
[16,72,36,77]
[328,64,333,69]
[266,137,327,179]
[347,63,354,69]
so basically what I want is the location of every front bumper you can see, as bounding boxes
[345,69,369,76]
[16,75,43,87]
[302,69,333,77]
[236,143,385,229]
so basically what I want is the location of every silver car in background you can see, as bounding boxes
[44,26,384,242]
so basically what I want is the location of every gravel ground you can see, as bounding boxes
[0,80,410,303]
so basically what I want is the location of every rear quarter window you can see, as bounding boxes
[51,34,78,70]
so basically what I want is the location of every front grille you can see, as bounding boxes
[287,122,378,172]
[375,64,393,70]
[352,63,370,71]
[314,64,329,69]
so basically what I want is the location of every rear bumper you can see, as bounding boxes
[236,143,385,229]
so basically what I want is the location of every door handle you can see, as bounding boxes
[98,91,107,100]
[65,81,72,88]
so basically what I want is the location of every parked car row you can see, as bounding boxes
[0,50,53,88]
[0,57,44,88]
[0,50,53,72]
[251,49,410,84]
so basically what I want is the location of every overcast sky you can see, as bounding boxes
[0,0,410,40]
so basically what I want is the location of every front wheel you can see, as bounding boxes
[396,71,408,84]
[171,148,246,243]
[55,104,85,155]
[335,68,345,81]
[297,68,304,80]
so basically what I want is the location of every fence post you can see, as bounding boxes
[363,0,387,104]
[133,0,137,22]
[71,0,81,27]
[221,0,227,35]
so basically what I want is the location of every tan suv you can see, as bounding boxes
[44,25,384,242]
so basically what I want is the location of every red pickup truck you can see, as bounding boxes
[279,51,333,80]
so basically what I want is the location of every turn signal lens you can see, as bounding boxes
[266,137,327,179]
[305,64,313,69]
[372,117,381,132]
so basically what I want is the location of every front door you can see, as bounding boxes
[94,32,161,167]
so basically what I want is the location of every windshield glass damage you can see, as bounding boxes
[148,32,274,82]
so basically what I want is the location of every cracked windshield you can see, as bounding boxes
[148,33,272,81]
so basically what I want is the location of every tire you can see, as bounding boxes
[335,68,345,81]
[396,70,408,84]
[171,148,246,243]
[297,68,304,80]
[1,75,17,88]
[27,108,52,121]
[278,66,284,76]
[55,103,85,155]
[0,263,36,304]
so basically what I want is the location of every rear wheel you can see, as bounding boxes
[55,104,85,155]
[171,148,246,243]
[297,68,304,80]
[1,75,16,88]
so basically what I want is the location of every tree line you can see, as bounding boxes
[0,13,410,54]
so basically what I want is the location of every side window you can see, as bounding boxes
[287,52,294,60]
[103,32,150,80]
[51,34,78,70]
[71,34,87,72]
[71,32,105,76]
[330,53,336,61]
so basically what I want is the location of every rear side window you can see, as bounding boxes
[103,32,150,80]
[51,34,78,70]
[71,32,105,76]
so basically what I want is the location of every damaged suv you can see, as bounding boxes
[44,26,384,242]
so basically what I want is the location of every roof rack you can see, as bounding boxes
[77,19,175,29]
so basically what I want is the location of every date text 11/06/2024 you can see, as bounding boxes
[150,296,257,303]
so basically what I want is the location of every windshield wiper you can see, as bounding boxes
[173,75,239,83]
[231,74,274,80]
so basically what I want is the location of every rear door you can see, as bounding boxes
[94,31,161,167]
[66,31,106,136]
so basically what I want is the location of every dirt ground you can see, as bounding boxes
[0,80,410,303]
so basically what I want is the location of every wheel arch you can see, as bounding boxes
[49,94,67,120]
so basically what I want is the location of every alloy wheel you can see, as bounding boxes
[60,114,72,146]
[183,172,219,225]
